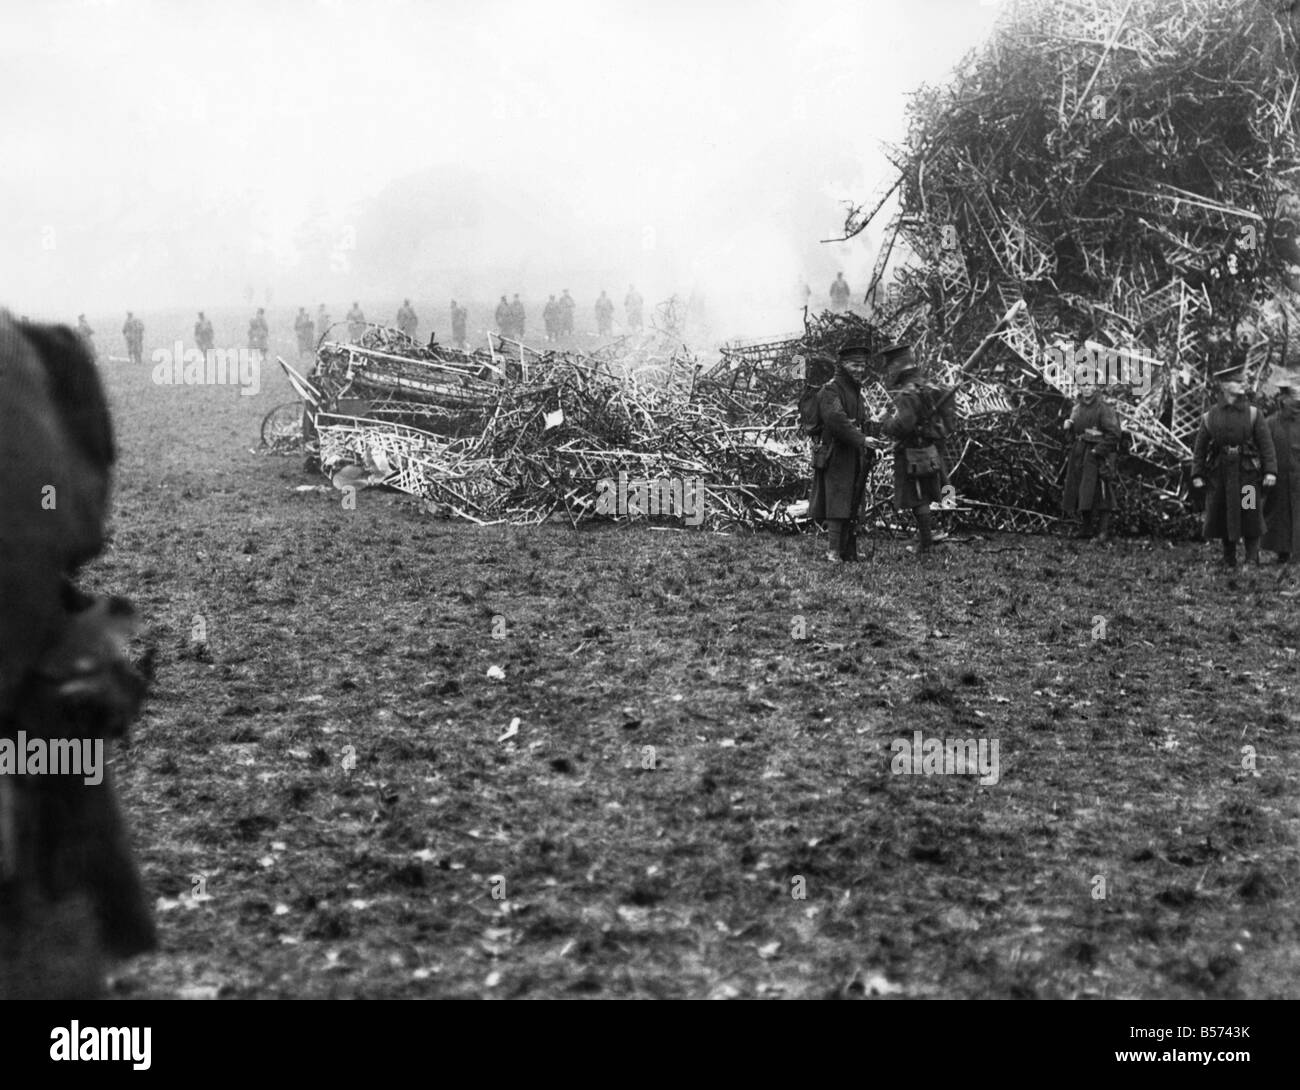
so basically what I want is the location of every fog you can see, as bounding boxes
[0,0,1003,341]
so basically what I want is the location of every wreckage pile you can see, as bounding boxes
[840,0,1300,534]
[291,326,808,530]
[277,1,1300,537]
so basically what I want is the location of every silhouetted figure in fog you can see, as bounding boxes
[543,295,559,342]
[450,300,467,349]
[559,289,575,337]
[830,272,851,312]
[294,307,315,360]
[194,311,214,355]
[121,312,143,364]
[396,299,418,340]
[346,302,366,342]
[248,308,269,360]
[595,290,614,337]
[625,285,643,333]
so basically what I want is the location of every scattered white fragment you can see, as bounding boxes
[177,984,220,1000]
[497,717,520,743]
[486,665,506,681]
[862,972,903,996]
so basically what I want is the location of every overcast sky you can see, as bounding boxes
[0,0,1005,337]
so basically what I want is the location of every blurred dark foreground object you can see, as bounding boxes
[0,311,156,999]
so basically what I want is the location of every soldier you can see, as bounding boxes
[560,289,576,337]
[879,342,954,555]
[595,290,614,336]
[829,272,851,313]
[396,298,418,340]
[194,311,214,355]
[625,285,643,332]
[495,295,512,339]
[248,307,269,360]
[0,313,156,997]
[509,294,526,340]
[450,300,467,349]
[316,304,331,343]
[1191,375,1278,567]
[807,340,876,562]
[294,307,315,360]
[543,295,559,342]
[76,314,94,353]
[121,312,143,365]
[1062,380,1122,542]
[1262,376,1300,562]
[345,301,366,342]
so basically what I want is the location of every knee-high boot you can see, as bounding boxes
[916,505,934,554]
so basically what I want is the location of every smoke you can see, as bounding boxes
[0,0,1003,337]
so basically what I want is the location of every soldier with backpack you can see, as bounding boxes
[879,341,955,556]
[805,339,877,562]
[1191,375,1277,567]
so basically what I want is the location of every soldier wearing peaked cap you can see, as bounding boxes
[1191,373,1278,566]
[879,341,954,555]
[807,338,876,562]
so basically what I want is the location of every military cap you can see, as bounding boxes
[837,336,873,358]
[887,363,922,389]
[878,340,913,360]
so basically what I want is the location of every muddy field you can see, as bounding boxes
[84,317,1300,999]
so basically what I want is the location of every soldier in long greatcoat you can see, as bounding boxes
[879,342,954,555]
[1062,382,1123,542]
[1191,377,1278,566]
[1262,378,1300,562]
[807,339,875,562]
